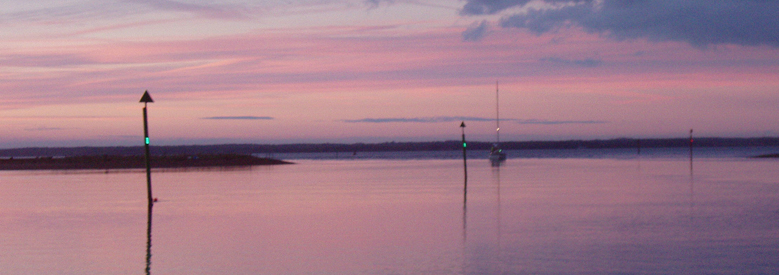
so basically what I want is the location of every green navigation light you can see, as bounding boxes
[463,142,467,148]
[145,137,150,145]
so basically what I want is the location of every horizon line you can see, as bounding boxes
[1,136,778,150]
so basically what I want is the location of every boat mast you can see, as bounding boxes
[496,80,500,144]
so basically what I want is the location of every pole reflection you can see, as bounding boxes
[689,128,695,221]
[461,174,468,275]
[689,156,695,221]
[492,165,502,242]
[462,175,467,243]
[492,165,503,274]
[145,204,153,275]
[490,158,502,167]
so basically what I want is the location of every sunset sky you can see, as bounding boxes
[2,0,778,147]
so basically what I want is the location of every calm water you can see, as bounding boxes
[1,150,778,274]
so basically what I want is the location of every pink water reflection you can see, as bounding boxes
[1,158,778,274]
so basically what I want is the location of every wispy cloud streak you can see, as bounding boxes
[124,0,251,19]
[2,54,95,67]
[24,126,70,131]
[0,2,131,23]
[514,119,607,125]
[202,116,273,120]
[345,116,607,125]
[344,116,491,123]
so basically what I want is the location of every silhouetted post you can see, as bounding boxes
[460,121,468,243]
[689,129,693,161]
[140,91,154,206]
[637,139,641,155]
[689,129,694,172]
[460,121,467,180]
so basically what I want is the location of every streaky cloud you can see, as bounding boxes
[345,117,607,125]
[514,119,607,125]
[1,2,132,24]
[1,0,250,24]
[202,116,273,120]
[344,116,492,123]
[364,0,394,9]
[125,0,250,20]
[24,127,68,131]
[2,54,95,67]
[462,0,779,48]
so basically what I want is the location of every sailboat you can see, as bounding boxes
[489,81,507,163]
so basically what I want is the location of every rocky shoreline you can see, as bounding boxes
[0,154,293,170]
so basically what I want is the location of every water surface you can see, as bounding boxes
[1,156,778,274]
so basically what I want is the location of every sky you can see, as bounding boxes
[1,0,779,147]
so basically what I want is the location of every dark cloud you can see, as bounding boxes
[462,0,779,48]
[462,20,490,41]
[539,57,602,67]
[202,116,273,120]
[460,0,592,15]
[460,0,532,15]
[345,116,607,125]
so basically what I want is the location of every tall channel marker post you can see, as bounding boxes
[140,91,154,206]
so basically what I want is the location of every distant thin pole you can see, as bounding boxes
[637,139,641,155]
[461,121,467,180]
[689,129,693,160]
[460,121,467,242]
[143,103,153,206]
[495,80,500,144]
[689,129,693,168]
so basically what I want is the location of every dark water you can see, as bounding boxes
[1,151,778,274]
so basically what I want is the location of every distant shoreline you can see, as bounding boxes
[2,137,779,158]
[752,153,779,158]
[0,154,292,171]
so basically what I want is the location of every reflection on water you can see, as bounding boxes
[1,158,779,274]
[462,175,468,243]
[145,204,153,275]
[690,157,695,222]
